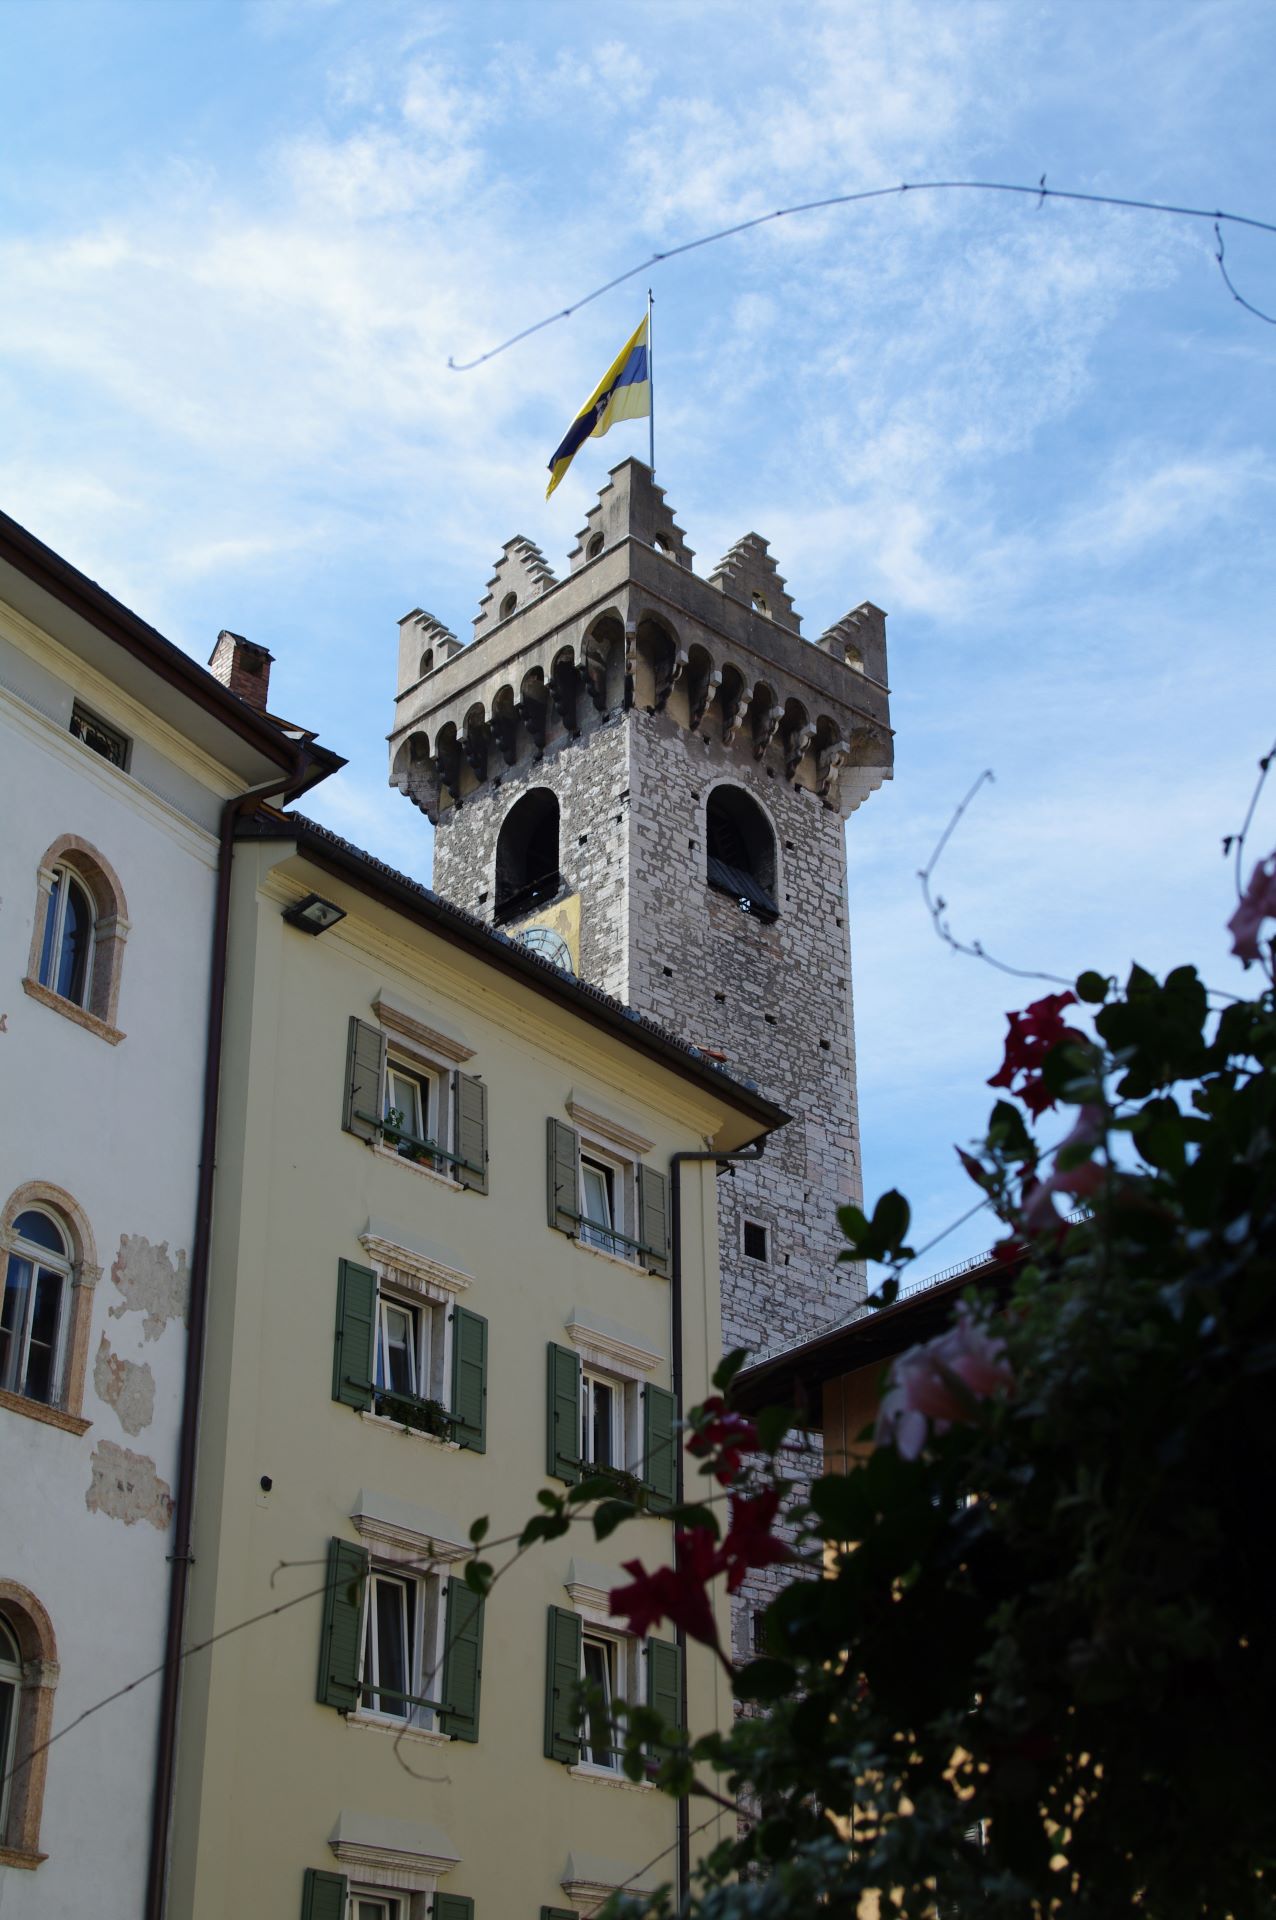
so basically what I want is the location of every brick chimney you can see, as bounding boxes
[208,630,274,711]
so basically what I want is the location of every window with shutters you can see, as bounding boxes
[334,1254,486,1453]
[547,1343,673,1508]
[580,1368,628,1472]
[343,1014,488,1195]
[546,1119,670,1276]
[545,1599,679,1782]
[319,1535,484,1746]
[359,1564,443,1730]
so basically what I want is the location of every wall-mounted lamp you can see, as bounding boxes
[282,893,347,935]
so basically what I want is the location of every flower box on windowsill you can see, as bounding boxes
[371,1388,454,1439]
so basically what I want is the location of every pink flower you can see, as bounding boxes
[609,1527,722,1648]
[1022,1104,1106,1231]
[988,991,1087,1117]
[687,1397,759,1486]
[719,1488,794,1594]
[876,1304,1014,1461]
[1228,852,1276,966]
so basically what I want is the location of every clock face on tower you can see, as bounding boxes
[513,924,574,974]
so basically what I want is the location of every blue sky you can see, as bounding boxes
[3,0,1275,1274]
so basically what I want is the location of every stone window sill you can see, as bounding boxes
[571,1236,647,1277]
[347,1712,451,1750]
[372,1142,464,1193]
[0,1387,90,1436]
[358,1410,460,1450]
[22,977,123,1046]
[568,1763,655,1793]
[0,1845,47,1869]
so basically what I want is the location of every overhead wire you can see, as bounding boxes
[448,176,1276,370]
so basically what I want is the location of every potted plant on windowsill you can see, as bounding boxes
[373,1388,453,1439]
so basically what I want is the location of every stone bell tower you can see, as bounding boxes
[388,458,892,1370]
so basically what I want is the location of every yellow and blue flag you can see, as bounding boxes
[546,316,650,498]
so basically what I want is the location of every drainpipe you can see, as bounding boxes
[669,1140,766,1913]
[144,769,308,1920]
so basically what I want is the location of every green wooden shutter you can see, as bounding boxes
[646,1634,682,1731]
[450,1307,487,1453]
[643,1383,677,1512]
[316,1537,368,1712]
[343,1015,386,1140]
[639,1163,670,1276]
[546,1343,581,1485]
[453,1072,488,1193]
[546,1118,579,1234]
[544,1606,582,1763]
[301,1868,348,1920]
[332,1259,376,1411]
[439,1580,484,1742]
[433,1898,474,1920]
[542,1910,578,1920]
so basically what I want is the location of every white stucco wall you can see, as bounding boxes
[0,614,230,1916]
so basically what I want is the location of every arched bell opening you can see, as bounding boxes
[494,787,562,924]
[704,784,779,922]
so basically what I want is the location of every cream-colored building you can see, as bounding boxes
[0,514,336,1915]
[168,810,786,1919]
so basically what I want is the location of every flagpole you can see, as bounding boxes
[647,286,655,481]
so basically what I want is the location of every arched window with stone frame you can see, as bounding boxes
[703,782,780,922]
[0,1582,58,1870]
[493,789,561,924]
[25,835,130,1042]
[0,1184,99,1435]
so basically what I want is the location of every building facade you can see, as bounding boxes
[0,514,331,1912]
[167,811,785,1918]
[387,459,893,1642]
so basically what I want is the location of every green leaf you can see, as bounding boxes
[1075,968,1109,1004]
[872,1188,911,1251]
[518,1512,570,1547]
[755,1404,793,1453]
[463,1559,492,1595]
[467,1515,490,1544]
[713,1348,751,1392]
[666,1502,721,1537]
[592,1499,639,1540]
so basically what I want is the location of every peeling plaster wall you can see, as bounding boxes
[0,612,229,1918]
[93,1335,156,1437]
[109,1233,191,1341]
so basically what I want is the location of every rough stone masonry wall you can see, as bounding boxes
[431,708,632,1005]
[627,708,865,1357]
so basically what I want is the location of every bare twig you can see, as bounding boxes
[917,770,1073,986]
[1223,730,1276,900]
